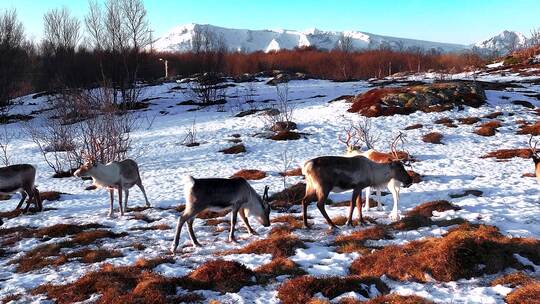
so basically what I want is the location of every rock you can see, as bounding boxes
[449,190,483,198]
[348,81,486,117]
[231,169,267,180]
[457,117,481,125]
[512,100,535,109]
[266,73,291,86]
[233,73,256,83]
[271,131,302,141]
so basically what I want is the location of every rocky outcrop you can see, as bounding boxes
[348,81,486,117]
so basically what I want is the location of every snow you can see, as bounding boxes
[0,71,540,303]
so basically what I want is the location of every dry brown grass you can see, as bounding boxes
[350,223,540,282]
[0,293,22,304]
[219,144,246,154]
[483,111,503,119]
[491,271,538,288]
[390,214,466,231]
[15,229,127,273]
[279,167,303,177]
[185,259,255,293]
[505,282,540,304]
[40,191,65,201]
[480,120,503,128]
[33,258,251,303]
[475,125,497,136]
[34,223,106,238]
[255,257,306,281]
[130,212,157,223]
[222,231,306,258]
[334,226,392,254]
[517,121,540,136]
[457,117,481,125]
[271,214,305,229]
[230,169,267,180]
[130,224,171,231]
[268,182,306,207]
[481,148,532,159]
[277,275,389,304]
[134,256,175,269]
[406,200,460,218]
[404,123,423,130]
[360,294,434,304]
[331,215,349,226]
[422,132,443,144]
[271,131,302,141]
[434,117,453,124]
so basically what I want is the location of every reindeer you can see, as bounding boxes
[171,176,270,253]
[529,135,540,184]
[0,164,42,213]
[73,158,150,217]
[340,125,411,218]
[302,154,412,228]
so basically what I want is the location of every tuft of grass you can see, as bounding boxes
[360,294,435,304]
[222,231,306,258]
[277,275,389,304]
[255,257,306,282]
[219,144,246,154]
[483,111,503,119]
[505,282,540,304]
[184,259,255,293]
[334,226,392,254]
[457,117,480,125]
[230,169,267,180]
[404,123,423,130]
[279,167,303,177]
[268,183,306,208]
[491,271,538,288]
[134,256,175,269]
[350,223,540,282]
[331,215,349,226]
[517,121,540,136]
[422,132,443,144]
[406,200,460,218]
[481,148,532,159]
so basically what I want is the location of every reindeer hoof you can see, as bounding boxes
[228,238,238,244]
[390,212,400,221]
[193,242,202,248]
[377,206,384,211]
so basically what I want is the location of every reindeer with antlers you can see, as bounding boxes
[73,157,150,217]
[529,135,540,184]
[339,119,413,220]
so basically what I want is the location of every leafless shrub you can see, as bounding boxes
[186,74,226,105]
[274,145,295,190]
[230,83,258,114]
[264,83,294,129]
[0,125,14,166]
[182,119,199,147]
[339,117,380,151]
[25,85,135,175]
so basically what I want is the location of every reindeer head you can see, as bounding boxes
[248,186,271,227]
[390,132,413,187]
[339,126,362,155]
[73,154,98,178]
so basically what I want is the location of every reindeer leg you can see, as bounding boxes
[346,189,360,226]
[301,194,312,229]
[15,191,27,210]
[124,189,129,212]
[171,209,198,253]
[187,218,202,247]
[363,187,371,212]
[317,188,338,229]
[136,179,151,207]
[388,181,400,221]
[108,189,115,217]
[118,187,124,216]
[229,207,239,243]
[356,187,365,225]
[376,190,383,211]
[23,187,35,214]
[239,208,257,235]
[34,188,42,212]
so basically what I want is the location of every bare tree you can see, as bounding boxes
[0,125,14,166]
[182,118,199,147]
[43,7,81,50]
[335,33,353,52]
[275,145,295,190]
[529,28,540,48]
[0,9,27,110]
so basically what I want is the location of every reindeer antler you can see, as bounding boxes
[390,132,411,165]
[529,135,539,157]
[339,126,361,152]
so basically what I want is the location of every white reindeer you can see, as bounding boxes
[74,159,150,217]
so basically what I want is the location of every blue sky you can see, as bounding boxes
[2,0,539,44]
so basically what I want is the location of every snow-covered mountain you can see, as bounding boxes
[474,30,529,55]
[154,24,530,56]
[154,23,470,53]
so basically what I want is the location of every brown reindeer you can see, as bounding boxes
[301,154,413,229]
[0,164,42,213]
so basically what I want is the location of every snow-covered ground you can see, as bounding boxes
[0,71,539,303]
